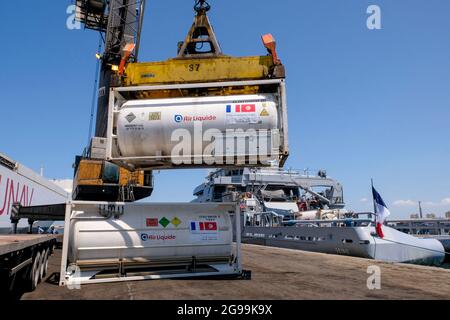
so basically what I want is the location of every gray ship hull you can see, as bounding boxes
[242,224,445,266]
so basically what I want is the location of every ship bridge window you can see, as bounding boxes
[224,169,243,176]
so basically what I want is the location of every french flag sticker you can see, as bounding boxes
[190,221,199,231]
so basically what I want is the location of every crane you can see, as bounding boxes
[73,0,151,201]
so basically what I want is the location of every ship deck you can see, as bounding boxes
[21,244,450,300]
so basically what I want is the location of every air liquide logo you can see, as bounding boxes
[140,233,176,241]
[174,114,183,123]
[141,233,149,241]
[174,114,217,123]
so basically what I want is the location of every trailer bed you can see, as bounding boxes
[0,235,58,256]
[1,234,60,296]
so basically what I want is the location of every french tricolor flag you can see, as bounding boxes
[190,221,218,231]
[372,186,391,238]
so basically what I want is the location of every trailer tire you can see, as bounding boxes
[29,251,41,291]
[40,249,49,279]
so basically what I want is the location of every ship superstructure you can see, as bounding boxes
[193,167,448,266]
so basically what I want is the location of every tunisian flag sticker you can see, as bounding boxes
[240,104,256,113]
[203,222,217,231]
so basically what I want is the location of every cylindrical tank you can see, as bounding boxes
[68,203,233,263]
[116,94,279,158]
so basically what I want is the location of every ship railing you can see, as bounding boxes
[386,218,450,236]
[244,211,373,228]
[244,210,284,227]
[283,218,373,228]
[252,168,312,177]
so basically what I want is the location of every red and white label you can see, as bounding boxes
[239,104,256,113]
[190,221,218,232]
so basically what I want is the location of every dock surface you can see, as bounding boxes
[22,244,450,300]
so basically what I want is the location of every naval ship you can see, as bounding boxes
[192,167,448,266]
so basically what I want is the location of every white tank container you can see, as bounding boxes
[68,202,234,263]
[116,94,279,158]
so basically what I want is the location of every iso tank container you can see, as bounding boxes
[105,79,289,170]
[116,94,278,158]
[67,202,234,263]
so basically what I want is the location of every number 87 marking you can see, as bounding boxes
[188,64,200,72]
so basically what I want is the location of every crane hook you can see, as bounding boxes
[194,0,211,13]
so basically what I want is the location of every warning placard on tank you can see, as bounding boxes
[225,103,262,125]
[189,220,219,241]
[226,114,260,125]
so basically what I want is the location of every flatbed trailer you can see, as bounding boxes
[12,200,248,287]
[0,234,59,295]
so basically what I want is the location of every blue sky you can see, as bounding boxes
[1,0,449,218]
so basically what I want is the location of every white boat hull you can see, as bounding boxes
[242,225,445,266]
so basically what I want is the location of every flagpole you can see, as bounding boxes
[371,178,376,223]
